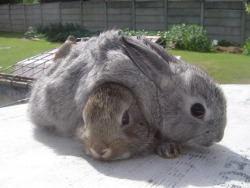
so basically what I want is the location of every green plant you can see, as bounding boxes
[245,2,250,14]
[243,37,250,56]
[167,24,211,52]
[24,26,45,40]
[35,23,96,42]
[217,40,232,47]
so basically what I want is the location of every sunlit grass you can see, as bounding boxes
[169,50,250,84]
[0,32,60,69]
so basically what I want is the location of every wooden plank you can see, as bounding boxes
[0,4,9,10]
[82,15,105,21]
[61,2,80,9]
[61,15,80,21]
[168,1,200,9]
[205,26,241,36]
[205,9,242,18]
[108,1,131,8]
[82,1,105,8]
[135,8,164,16]
[136,22,164,30]
[107,22,132,29]
[204,18,241,27]
[107,8,132,15]
[42,14,60,21]
[42,2,59,10]
[168,17,200,25]
[82,8,105,15]
[168,9,200,16]
[42,8,60,15]
[136,15,164,23]
[205,2,242,10]
[107,15,131,22]
[25,8,41,15]
[10,14,24,20]
[0,15,10,20]
[135,1,164,8]
[61,8,80,15]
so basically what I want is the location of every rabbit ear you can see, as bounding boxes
[140,37,179,64]
[122,36,173,90]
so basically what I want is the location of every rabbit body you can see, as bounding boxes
[28,30,226,151]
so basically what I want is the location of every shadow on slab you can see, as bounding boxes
[33,126,250,188]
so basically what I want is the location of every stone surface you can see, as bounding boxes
[0,85,250,188]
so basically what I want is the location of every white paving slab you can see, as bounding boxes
[0,85,250,188]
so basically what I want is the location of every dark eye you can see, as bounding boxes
[191,103,205,118]
[122,110,130,126]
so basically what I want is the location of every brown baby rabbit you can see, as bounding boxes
[77,83,159,160]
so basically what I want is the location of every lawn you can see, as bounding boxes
[169,50,250,84]
[0,32,249,84]
[0,32,60,69]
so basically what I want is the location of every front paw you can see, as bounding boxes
[157,142,181,159]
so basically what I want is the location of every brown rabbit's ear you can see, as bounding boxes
[54,35,76,60]
[122,36,173,90]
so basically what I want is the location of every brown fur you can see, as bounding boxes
[54,35,77,60]
[78,84,158,160]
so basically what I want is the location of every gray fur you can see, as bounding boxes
[28,30,226,147]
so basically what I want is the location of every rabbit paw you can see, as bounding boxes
[157,142,181,159]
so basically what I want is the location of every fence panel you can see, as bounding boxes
[0,0,248,44]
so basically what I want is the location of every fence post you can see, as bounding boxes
[80,0,83,27]
[8,4,12,32]
[104,0,108,30]
[241,1,246,44]
[200,0,204,26]
[132,0,135,30]
[58,2,62,23]
[40,3,43,26]
[23,4,27,31]
[164,0,168,30]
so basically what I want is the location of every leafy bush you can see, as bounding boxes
[121,24,212,52]
[243,37,250,56]
[217,40,233,47]
[166,24,211,52]
[25,23,96,42]
[24,26,45,40]
[37,23,96,42]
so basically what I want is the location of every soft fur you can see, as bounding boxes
[28,30,227,155]
[78,83,157,160]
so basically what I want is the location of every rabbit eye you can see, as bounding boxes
[191,103,205,118]
[122,110,130,126]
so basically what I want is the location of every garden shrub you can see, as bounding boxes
[121,24,212,52]
[25,23,96,42]
[243,37,250,56]
[217,40,233,47]
[167,24,211,52]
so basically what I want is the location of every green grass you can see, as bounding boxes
[169,50,250,84]
[0,32,60,69]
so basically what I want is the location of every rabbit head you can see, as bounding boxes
[121,36,227,147]
[78,84,157,160]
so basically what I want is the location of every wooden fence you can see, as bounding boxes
[0,0,249,44]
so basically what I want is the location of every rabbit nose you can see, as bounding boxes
[90,147,112,159]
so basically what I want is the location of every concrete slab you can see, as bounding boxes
[0,85,250,188]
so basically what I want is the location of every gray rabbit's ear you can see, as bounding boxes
[122,36,173,90]
[140,37,179,64]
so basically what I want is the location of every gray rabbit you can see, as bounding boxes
[28,30,226,159]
